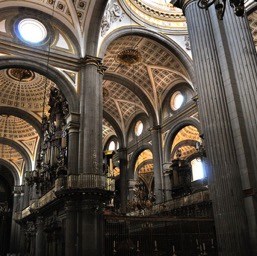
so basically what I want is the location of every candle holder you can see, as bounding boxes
[198,244,203,256]
[196,239,200,250]
[202,243,208,255]
[136,240,140,253]
[113,240,117,254]
[172,245,177,256]
[211,239,215,249]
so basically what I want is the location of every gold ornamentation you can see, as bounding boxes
[116,48,142,66]
[7,68,35,82]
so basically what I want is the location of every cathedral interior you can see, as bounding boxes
[0,0,257,255]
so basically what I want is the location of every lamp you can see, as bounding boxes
[197,0,245,19]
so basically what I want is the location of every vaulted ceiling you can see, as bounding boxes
[0,0,256,181]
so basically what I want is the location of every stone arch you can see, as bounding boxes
[163,118,201,163]
[0,106,42,135]
[85,0,109,56]
[104,73,157,126]
[0,159,20,186]
[0,56,79,113]
[98,26,194,82]
[171,139,199,159]
[0,137,32,182]
[128,144,153,180]
[103,111,125,148]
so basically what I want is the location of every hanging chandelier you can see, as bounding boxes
[197,0,245,19]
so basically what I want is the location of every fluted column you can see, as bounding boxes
[118,148,128,214]
[172,0,252,255]
[78,55,106,175]
[217,8,257,254]
[149,125,164,203]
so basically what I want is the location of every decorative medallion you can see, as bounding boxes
[7,68,35,82]
[116,48,142,65]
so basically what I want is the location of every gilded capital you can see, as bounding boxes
[81,55,107,75]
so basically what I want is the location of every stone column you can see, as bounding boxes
[10,186,22,254]
[212,7,257,254]
[171,0,252,255]
[23,183,30,208]
[149,126,164,203]
[78,55,106,175]
[19,223,27,256]
[35,216,45,256]
[66,112,80,175]
[65,200,78,256]
[80,200,105,256]
[118,148,128,214]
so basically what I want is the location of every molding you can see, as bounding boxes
[80,55,107,75]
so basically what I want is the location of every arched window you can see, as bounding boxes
[191,158,204,181]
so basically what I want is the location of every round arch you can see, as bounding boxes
[163,118,201,163]
[0,106,42,136]
[98,26,194,82]
[128,144,153,180]
[0,137,32,182]
[104,73,157,126]
[103,111,125,148]
[0,159,20,186]
[171,139,199,159]
[0,56,79,113]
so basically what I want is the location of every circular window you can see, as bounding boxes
[170,91,184,111]
[135,120,143,136]
[18,18,47,44]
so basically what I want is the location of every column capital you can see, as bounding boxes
[171,0,195,14]
[65,112,80,130]
[148,125,161,132]
[80,55,107,75]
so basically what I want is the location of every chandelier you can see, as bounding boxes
[197,0,245,19]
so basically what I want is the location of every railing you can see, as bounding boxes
[127,190,211,217]
[104,215,218,256]
[17,174,115,220]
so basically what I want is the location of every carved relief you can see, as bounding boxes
[185,35,191,50]
[101,1,125,37]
